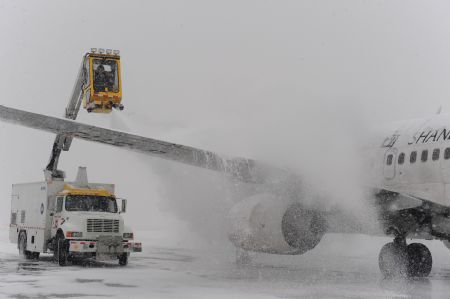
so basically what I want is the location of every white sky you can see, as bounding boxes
[1,0,450,236]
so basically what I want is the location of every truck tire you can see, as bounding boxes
[54,234,68,266]
[18,232,33,260]
[118,253,129,266]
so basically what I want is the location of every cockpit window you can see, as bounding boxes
[92,59,119,93]
[65,195,118,213]
[398,153,405,165]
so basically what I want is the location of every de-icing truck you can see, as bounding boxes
[9,167,141,266]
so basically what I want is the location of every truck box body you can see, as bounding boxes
[10,180,114,253]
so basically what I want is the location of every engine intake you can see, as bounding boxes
[228,194,326,255]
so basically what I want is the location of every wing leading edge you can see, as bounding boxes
[5,106,450,240]
[0,105,285,183]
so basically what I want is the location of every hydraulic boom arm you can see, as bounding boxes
[45,48,123,180]
[45,55,88,179]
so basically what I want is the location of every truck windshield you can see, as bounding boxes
[65,195,118,213]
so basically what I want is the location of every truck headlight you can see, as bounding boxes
[66,231,83,238]
[123,232,134,240]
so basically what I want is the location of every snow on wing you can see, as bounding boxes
[0,105,283,183]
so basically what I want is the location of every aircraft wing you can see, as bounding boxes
[3,105,450,240]
[0,105,286,183]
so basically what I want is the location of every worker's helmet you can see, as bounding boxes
[97,65,105,72]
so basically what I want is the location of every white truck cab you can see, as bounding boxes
[9,167,141,266]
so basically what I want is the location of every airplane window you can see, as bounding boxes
[445,148,450,160]
[386,154,393,166]
[410,151,417,163]
[398,153,405,165]
[421,150,428,162]
[432,149,440,161]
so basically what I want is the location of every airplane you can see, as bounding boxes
[1,104,450,278]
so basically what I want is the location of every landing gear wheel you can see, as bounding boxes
[379,242,408,278]
[18,232,33,260]
[54,234,68,266]
[118,253,129,266]
[407,243,432,277]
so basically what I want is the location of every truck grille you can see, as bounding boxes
[87,219,119,233]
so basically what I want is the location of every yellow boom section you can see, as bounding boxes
[84,50,123,113]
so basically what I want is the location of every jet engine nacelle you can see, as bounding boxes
[228,193,327,255]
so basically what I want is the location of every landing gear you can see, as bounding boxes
[379,237,432,278]
[379,242,408,277]
[407,243,432,277]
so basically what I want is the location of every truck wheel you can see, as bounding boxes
[18,232,33,260]
[55,234,68,266]
[118,253,129,266]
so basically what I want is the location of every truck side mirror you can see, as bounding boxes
[121,199,127,213]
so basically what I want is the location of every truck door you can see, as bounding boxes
[383,149,397,180]
[51,196,64,237]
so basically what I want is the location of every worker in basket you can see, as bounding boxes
[85,50,123,113]
[94,64,115,92]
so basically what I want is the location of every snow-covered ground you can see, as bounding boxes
[1,230,450,299]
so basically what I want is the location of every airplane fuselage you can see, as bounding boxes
[370,114,450,208]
